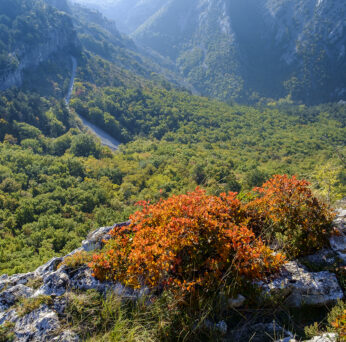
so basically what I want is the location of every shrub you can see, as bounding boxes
[328,301,346,339]
[58,251,93,269]
[246,175,335,258]
[304,300,346,340]
[0,322,15,342]
[90,188,284,292]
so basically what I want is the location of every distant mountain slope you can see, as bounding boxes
[79,0,346,104]
[0,0,77,90]
[71,0,170,34]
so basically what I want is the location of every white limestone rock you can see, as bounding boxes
[330,208,346,264]
[0,309,18,325]
[14,305,60,342]
[81,222,130,252]
[305,333,338,342]
[69,266,108,292]
[259,261,343,307]
[50,330,80,342]
[0,285,34,312]
[0,272,35,292]
[35,257,64,277]
[35,269,70,297]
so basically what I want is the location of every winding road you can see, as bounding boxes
[65,57,120,150]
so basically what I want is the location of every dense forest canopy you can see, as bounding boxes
[0,0,345,275]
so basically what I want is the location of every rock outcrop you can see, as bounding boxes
[0,210,344,341]
[0,222,131,341]
[258,261,343,307]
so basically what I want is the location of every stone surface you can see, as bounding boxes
[259,261,343,307]
[305,333,338,342]
[0,285,34,312]
[35,257,64,277]
[81,221,130,252]
[0,272,35,292]
[50,330,80,342]
[14,305,60,342]
[330,208,346,264]
[0,222,132,341]
[35,269,70,297]
[228,294,246,308]
[0,309,18,325]
[69,266,109,292]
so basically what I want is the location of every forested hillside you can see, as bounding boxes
[76,0,346,104]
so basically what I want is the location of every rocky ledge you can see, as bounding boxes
[0,213,344,341]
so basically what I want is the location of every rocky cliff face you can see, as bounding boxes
[0,2,77,91]
[0,211,344,341]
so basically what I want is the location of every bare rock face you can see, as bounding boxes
[258,261,343,307]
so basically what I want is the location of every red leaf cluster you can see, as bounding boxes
[90,188,284,292]
[90,175,334,292]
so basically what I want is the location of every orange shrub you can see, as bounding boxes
[245,175,335,257]
[331,310,346,339]
[90,188,284,292]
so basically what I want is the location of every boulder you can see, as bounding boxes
[69,266,109,292]
[0,285,34,312]
[14,305,60,342]
[301,249,338,270]
[204,320,228,336]
[258,261,343,307]
[276,333,338,342]
[0,309,18,325]
[35,269,70,297]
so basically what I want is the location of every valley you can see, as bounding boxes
[0,0,345,341]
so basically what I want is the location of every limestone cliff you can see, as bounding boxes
[0,1,77,91]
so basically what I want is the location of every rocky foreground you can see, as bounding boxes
[0,212,345,342]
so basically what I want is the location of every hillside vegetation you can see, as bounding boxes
[0,1,345,341]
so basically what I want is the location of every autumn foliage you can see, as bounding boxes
[331,310,346,339]
[246,175,335,257]
[89,175,334,292]
[90,188,284,292]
